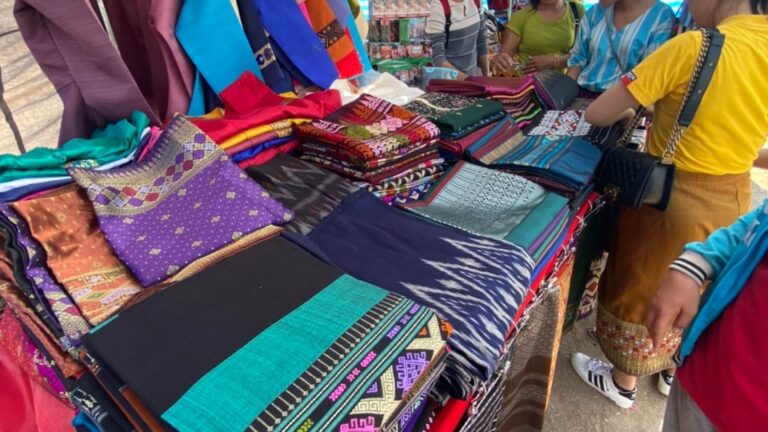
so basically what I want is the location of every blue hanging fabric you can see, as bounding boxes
[346,11,372,72]
[236,0,295,94]
[176,0,264,97]
[254,0,338,89]
[187,73,206,116]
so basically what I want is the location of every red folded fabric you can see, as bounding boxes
[191,72,341,143]
[429,397,473,432]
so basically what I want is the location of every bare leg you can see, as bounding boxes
[613,368,638,390]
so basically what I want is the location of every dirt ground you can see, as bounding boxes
[543,161,768,432]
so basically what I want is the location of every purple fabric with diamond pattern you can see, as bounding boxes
[69,116,292,287]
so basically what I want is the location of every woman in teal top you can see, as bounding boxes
[491,0,584,76]
[566,0,676,93]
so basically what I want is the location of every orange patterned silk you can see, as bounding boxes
[12,185,141,326]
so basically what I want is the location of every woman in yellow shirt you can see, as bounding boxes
[491,0,584,75]
[569,0,768,410]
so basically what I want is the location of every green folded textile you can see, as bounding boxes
[405,93,505,133]
[0,111,149,182]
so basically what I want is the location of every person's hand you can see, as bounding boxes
[645,270,702,350]
[491,53,516,74]
[521,55,556,74]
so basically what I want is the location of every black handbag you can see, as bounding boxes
[595,28,725,211]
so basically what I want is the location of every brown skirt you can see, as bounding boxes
[597,170,751,376]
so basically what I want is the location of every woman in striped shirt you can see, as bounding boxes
[566,0,676,94]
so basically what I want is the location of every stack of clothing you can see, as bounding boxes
[0,112,149,202]
[404,93,506,158]
[426,76,542,128]
[468,135,603,200]
[295,94,445,205]
[401,162,570,266]
[81,236,450,432]
[190,73,343,170]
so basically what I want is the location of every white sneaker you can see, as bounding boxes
[658,371,674,397]
[570,352,636,409]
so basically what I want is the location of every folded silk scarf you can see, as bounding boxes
[245,154,358,235]
[84,236,449,432]
[12,186,142,326]
[0,112,149,183]
[288,191,534,399]
[295,95,440,162]
[69,117,293,287]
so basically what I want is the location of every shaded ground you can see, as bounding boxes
[544,162,768,432]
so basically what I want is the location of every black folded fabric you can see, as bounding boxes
[246,153,358,235]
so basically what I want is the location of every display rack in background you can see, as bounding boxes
[367,0,432,86]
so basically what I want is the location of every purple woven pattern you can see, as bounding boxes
[70,116,292,287]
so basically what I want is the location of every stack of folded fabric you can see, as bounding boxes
[190,72,343,169]
[0,112,149,202]
[81,236,450,432]
[426,76,542,128]
[404,93,506,158]
[468,134,603,200]
[401,162,570,266]
[295,94,445,205]
[441,115,523,161]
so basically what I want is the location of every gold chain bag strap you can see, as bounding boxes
[595,28,724,211]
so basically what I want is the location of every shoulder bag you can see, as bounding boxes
[594,28,725,211]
